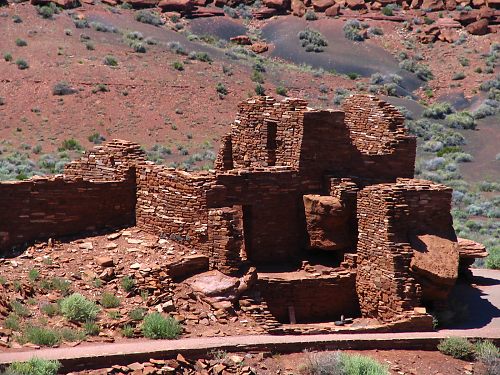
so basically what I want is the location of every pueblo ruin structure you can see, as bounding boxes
[0,95,486,332]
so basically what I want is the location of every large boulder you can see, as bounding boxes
[264,0,290,9]
[291,0,306,16]
[421,0,445,10]
[410,234,459,301]
[303,195,354,251]
[123,0,160,7]
[325,4,341,16]
[251,42,269,53]
[31,0,81,8]
[158,0,195,12]
[166,255,209,280]
[312,0,335,11]
[345,0,366,9]
[466,18,490,34]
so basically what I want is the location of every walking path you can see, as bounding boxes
[0,269,498,369]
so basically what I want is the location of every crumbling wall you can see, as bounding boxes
[356,179,456,323]
[135,164,215,254]
[0,175,136,254]
[219,97,308,170]
[257,270,359,323]
[64,139,145,181]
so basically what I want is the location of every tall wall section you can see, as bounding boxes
[356,179,455,323]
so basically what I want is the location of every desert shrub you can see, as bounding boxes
[10,300,30,317]
[480,75,500,92]
[370,73,384,85]
[445,111,476,129]
[172,61,184,71]
[423,102,454,119]
[190,51,212,62]
[305,10,318,21]
[58,138,82,152]
[255,84,265,96]
[3,52,12,62]
[73,18,89,28]
[22,326,61,346]
[343,19,365,41]
[16,59,30,70]
[134,10,164,26]
[52,82,76,96]
[346,72,359,80]
[129,307,146,321]
[473,100,499,119]
[276,86,287,96]
[475,340,500,375]
[381,6,393,16]
[223,5,239,19]
[83,320,100,336]
[40,303,59,317]
[90,21,116,33]
[478,181,500,192]
[100,292,120,308]
[15,38,27,47]
[103,55,118,66]
[368,26,384,36]
[119,275,135,292]
[60,293,100,322]
[85,42,94,50]
[60,327,86,342]
[458,56,470,67]
[6,358,61,375]
[37,4,59,20]
[437,337,476,360]
[399,59,433,81]
[122,324,134,337]
[251,69,264,83]
[298,28,328,53]
[5,313,20,331]
[302,351,389,375]
[167,41,186,55]
[130,41,146,53]
[28,268,39,282]
[142,312,181,339]
[216,83,228,96]
[12,15,22,23]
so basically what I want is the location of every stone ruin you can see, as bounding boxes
[0,94,487,332]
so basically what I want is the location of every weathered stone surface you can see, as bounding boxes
[251,42,269,53]
[345,0,366,9]
[230,35,252,45]
[123,0,160,7]
[410,234,459,300]
[31,0,81,8]
[466,18,490,34]
[167,254,209,280]
[96,256,114,268]
[264,0,289,9]
[303,194,353,251]
[325,3,341,16]
[158,0,195,12]
[291,0,306,16]
[421,0,445,10]
[457,237,488,258]
[312,0,335,11]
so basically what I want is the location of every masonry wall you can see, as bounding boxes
[257,270,359,323]
[0,175,136,254]
[355,179,453,322]
[135,164,216,254]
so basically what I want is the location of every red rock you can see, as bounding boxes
[95,256,114,268]
[251,42,269,53]
[472,0,486,6]
[123,0,160,7]
[264,0,289,9]
[291,0,306,16]
[230,35,252,45]
[371,1,383,10]
[410,234,459,300]
[345,0,366,10]
[325,3,341,16]
[312,0,335,11]
[253,6,279,19]
[444,0,456,10]
[466,18,490,34]
[457,238,488,258]
[455,10,479,25]
[438,28,459,42]
[31,0,81,8]
[435,17,462,28]
[189,7,225,17]
[303,194,353,251]
[421,0,445,10]
[158,0,195,12]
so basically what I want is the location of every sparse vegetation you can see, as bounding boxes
[134,10,164,26]
[60,293,100,322]
[399,59,433,81]
[216,82,228,97]
[255,84,266,96]
[6,358,61,375]
[90,21,116,33]
[276,86,287,96]
[437,337,476,360]
[36,3,59,19]
[422,102,454,119]
[21,326,61,346]
[15,58,29,70]
[142,312,181,339]
[103,55,118,67]
[298,28,328,53]
[122,324,134,337]
[3,52,12,62]
[172,61,184,71]
[302,351,389,375]
[52,82,77,96]
[58,138,83,152]
[445,111,476,130]
[305,10,318,21]
[100,292,120,308]
[129,307,146,321]
[88,132,106,144]
[343,19,366,42]
[41,303,60,317]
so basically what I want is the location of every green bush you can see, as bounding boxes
[4,52,12,62]
[303,351,389,375]
[40,277,71,295]
[486,246,500,269]
[60,293,100,322]
[216,83,228,96]
[255,84,265,96]
[122,324,134,337]
[36,3,59,19]
[343,19,366,42]
[15,38,27,47]
[15,59,29,70]
[7,357,61,375]
[438,337,476,360]
[103,55,118,67]
[52,82,76,96]
[452,72,466,80]
[129,307,146,321]
[134,10,164,26]
[100,292,120,308]
[28,268,39,282]
[423,102,454,119]
[83,320,100,336]
[276,86,287,96]
[40,303,59,317]
[60,327,85,342]
[381,6,393,16]
[22,326,61,346]
[121,276,135,293]
[142,312,181,339]
[475,340,500,375]
[298,28,328,53]
[172,61,184,71]
[5,313,20,331]
[445,111,476,129]
[10,300,30,317]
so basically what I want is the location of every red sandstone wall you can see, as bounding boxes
[356,179,454,322]
[0,175,136,254]
[257,271,359,323]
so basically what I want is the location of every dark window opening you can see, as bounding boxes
[266,121,277,166]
